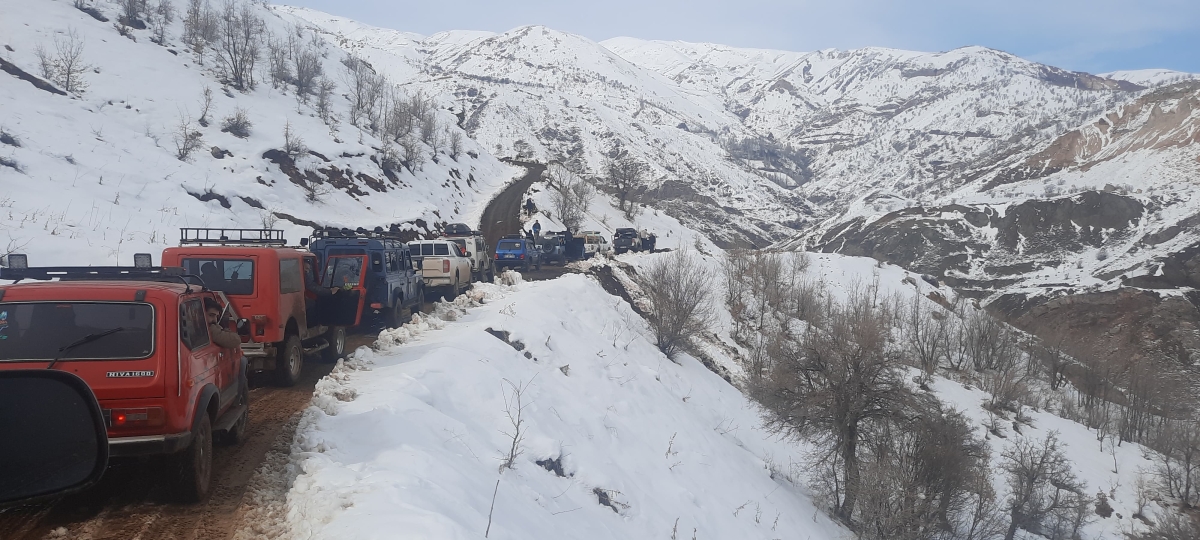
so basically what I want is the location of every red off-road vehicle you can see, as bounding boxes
[161,228,351,387]
[0,264,248,502]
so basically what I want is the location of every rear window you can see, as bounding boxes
[433,243,450,256]
[0,302,155,361]
[448,239,466,251]
[497,241,522,251]
[323,256,365,288]
[181,258,255,295]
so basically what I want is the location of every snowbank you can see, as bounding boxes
[285,274,848,539]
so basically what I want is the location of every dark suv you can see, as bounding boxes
[494,236,541,271]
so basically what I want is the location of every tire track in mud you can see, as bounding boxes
[0,358,338,540]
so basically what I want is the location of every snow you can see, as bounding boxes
[0,0,516,266]
[285,275,849,540]
[1100,69,1200,87]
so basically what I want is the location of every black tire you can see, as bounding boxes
[486,266,495,282]
[322,326,347,362]
[535,259,541,271]
[274,333,303,387]
[174,414,213,502]
[522,260,530,272]
[387,297,405,328]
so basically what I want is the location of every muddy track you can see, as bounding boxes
[0,358,338,540]
[479,160,545,253]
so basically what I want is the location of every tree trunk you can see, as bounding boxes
[838,434,860,522]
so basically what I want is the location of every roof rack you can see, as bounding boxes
[0,266,205,289]
[311,226,409,241]
[180,228,286,246]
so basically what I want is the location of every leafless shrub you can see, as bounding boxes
[447,130,463,160]
[341,55,386,128]
[397,134,424,173]
[290,30,323,99]
[301,178,330,203]
[1155,419,1200,507]
[636,249,715,360]
[282,120,307,159]
[605,152,645,219]
[149,0,175,44]
[1001,432,1089,540]
[212,0,262,90]
[547,163,593,232]
[37,29,91,95]
[173,114,204,161]
[220,107,252,138]
[118,0,148,26]
[198,86,214,126]
[498,378,531,472]
[1127,510,1200,539]
[265,32,290,89]
[315,77,337,125]
[183,0,217,64]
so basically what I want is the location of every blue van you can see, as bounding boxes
[494,235,541,272]
[307,228,424,327]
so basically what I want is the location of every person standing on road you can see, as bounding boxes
[532,220,541,238]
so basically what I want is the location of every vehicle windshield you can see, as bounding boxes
[616,230,637,237]
[180,258,255,295]
[0,302,155,361]
[448,239,467,252]
[323,256,365,288]
[497,240,522,251]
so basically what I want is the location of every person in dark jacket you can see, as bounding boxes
[204,298,242,349]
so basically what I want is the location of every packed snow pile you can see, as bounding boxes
[0,0,514,265]
[284,273,849,539]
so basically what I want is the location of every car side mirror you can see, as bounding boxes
[0,370,108,508]
[236,318,249,331]
[300,238,310,247]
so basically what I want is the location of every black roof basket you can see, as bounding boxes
[180,228,287,246]
[311,225,409,241]
[442,223,478,237]
[0,266,206,290]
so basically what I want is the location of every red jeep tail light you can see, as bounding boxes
[370,302,383,309]
[495,254,499,259]
[110,407,166,428]
[519,254,525,259]
[442,260,450,273]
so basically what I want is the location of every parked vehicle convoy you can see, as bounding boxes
[409,240,473,298]
[582,231,612,259]
[441,223,495,282]
[536,233,568,265]
[494,235,541,271]
[308,227,424,329]
[0,263,249,502]
[162,228,348,387]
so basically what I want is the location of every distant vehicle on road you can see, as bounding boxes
[409,240,473,299]
[440,223,495,282]
[536,233,568,265]
[0,262,249,502]
[614,228,657,254]
[494,235,541,272]
[307,227,424,329]
[582,231,611,259]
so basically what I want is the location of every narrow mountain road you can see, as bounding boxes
[478,161,575,282]
[0,358,339,540]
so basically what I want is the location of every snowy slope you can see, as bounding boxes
[283,275,850,540]
[0,0,516,266]
[1101,69,1200,87]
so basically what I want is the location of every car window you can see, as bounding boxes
[181,258,255,295]
[420,243,434,256]
[387,252,399,272]
[280,258,302,294]
[497,240,522,251]
[0,302,156,361]
[180,298,210,351]
[434,243,449,256]
[323,256,365,288]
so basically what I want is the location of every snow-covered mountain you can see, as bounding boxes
[0,0,516,266]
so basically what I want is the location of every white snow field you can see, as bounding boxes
[285,274,850,540]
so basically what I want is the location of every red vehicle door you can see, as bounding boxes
[319,255,367,327]
[179,297,221,401]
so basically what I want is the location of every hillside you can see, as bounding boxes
[0,0,516,266]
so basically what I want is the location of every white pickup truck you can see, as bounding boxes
[408,240,473,299]
[582,231,612,259]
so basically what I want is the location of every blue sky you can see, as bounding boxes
[282,0,1200,74]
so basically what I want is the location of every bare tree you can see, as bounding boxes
[605,153,645,219]
[905,295,950,375]
[198,86,214,126]
[282,120,307,159]
[1156,420,1200,507]
[1127,511,1200,540]
[173,114,204,161]
[289,29,323,99]
[498,378,532,471]
[397,134,424,173]
[341,55,386,128]
[265,32,290,89]
[447,129,463,160]
[39,29,91,95]
[212,0,262,91]
[753,287,907,523]
[547,163,593,232]
[1001,432,1089,540]
[149,0,175,44]
[118,0,148,26]
[182,0,216,64]
[315,77,337,125]
[636,249,715,360]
